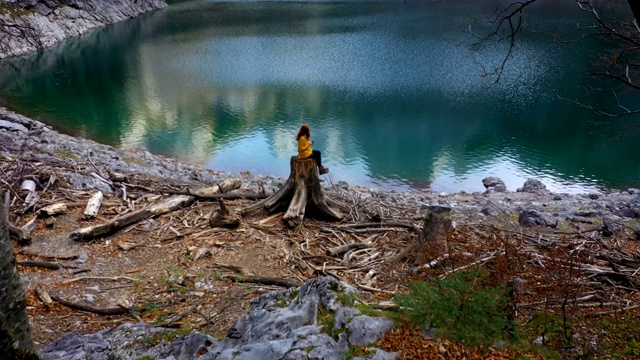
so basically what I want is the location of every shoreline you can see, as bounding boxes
[2,106,640,231]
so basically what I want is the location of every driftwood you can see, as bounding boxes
[224,274,302,288]
[164,181,262,200]
[36,287,53,307]
[83,191,103,219]
[69,194,195,242]
[38,203,68,217]
[326,242,370,256]
[3,199,31,244]
[19,250,79,260]
[326,234,380,256]
[70,179,241,241]
[17,260,60,270]
[61,276,135,285]
[209,199,240,229]
[7,223,29,244]
[50,294,130,316]
[241,157,343,228]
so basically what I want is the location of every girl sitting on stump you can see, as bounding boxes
[296,124,329,175]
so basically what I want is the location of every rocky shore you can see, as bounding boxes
[2,106,640,237]
[0,0,167,59]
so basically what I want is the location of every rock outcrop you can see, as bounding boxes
[0,0,167,59]
[40,277,397,360]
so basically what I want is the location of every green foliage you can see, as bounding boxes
[595,316,640,358]
[289,288,300,300]
[135,356,155,360]
[344,345,376,360]
[393,269,509,347]
[336,290,359,307]
[317,307,336,337]
[143,328,192,346]
[523,312,566,347]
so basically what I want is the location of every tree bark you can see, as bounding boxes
[0,192,37,358]
[628,0,640,24]
[241,157,343,228]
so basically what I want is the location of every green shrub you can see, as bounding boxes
[393,269,510,347]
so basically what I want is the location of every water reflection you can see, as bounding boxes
[0,1,639,193]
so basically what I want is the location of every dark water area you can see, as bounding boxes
[1,0,639,193]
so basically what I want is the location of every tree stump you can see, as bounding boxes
[242,156,343,228]
[393,205,451,264]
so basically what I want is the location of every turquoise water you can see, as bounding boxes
[1,0,639,193]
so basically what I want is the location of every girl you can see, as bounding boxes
[296,124,329,175]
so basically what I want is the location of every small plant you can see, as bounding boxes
[135,356,155,360]
[143,327,192,346]
[344,345,376,359]
[289,288,300,300]
[394,268,509,347]
[336,290,359,307]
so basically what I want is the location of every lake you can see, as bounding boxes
[1,0,639,193]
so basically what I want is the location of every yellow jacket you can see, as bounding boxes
[298,136,313,159]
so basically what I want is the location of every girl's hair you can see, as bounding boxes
[296,124,310,140]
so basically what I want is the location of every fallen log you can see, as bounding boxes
[61,276,135,285]
[17,260,60,270]
[19,250,79,261]
[50,294,130,316]
[337,222,417,230]
[69,195,195,242]
[69,180,241,242]
[224,274,302,288]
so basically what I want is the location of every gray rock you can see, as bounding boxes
[347,315,394,346]
[482,176,507,192]
[353,349,398,360]
[0,119,28,132]
[613,207,638,219]
[65,173,114,194]
[57,6,81,19]
[517,179,549,194]
[0,0,168,59]
[34,3,54,16]
[481,199,506,216]
[518,210,558,228]
[336,180,350,190]
[41,277,395,360]
[602,217,620,237]
[482,176,503,188]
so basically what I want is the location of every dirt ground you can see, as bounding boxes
[15,194,305,349]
